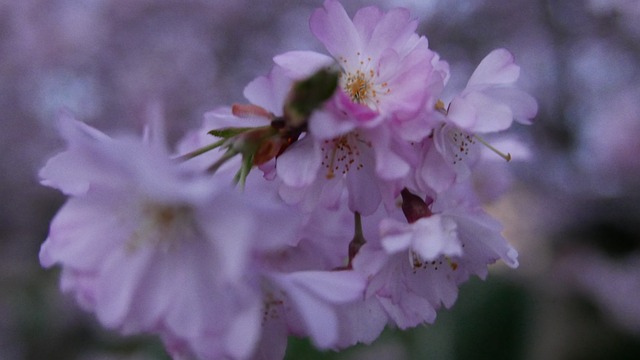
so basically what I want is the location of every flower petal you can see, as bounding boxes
[276,137,322,187]
[273,51,335,79]
[310,0,361,59]
[466,48,520,88]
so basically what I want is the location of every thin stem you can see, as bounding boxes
[348,212,366,265]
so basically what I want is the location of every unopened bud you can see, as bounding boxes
[284,69,339,129]
[400,188,433,224]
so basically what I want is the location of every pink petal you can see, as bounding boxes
[251,314,288,360]
[377,44,434,119]
[335,298,388,348]
[96,248,153,330]
[369,129,410,180]
[273,51,335,79]
[243,66,291,115]
[224,302,262,359]
[57,111,110,145]
[483,87,539,124]
[271,270,366,348]
[446,95,477,130]
[276,137,322,187]
[310,0,361,60]
[283,270,366,303]
[289,286,339,348]
[466,48,520,88]
[308,108,357,140]
[448,92,513,133]
[411,216,461,261]
[418,140,456,193]
[352,6,383,43]
[346,153,382,216]
[365,7,415,60]
[204,204,253,281]
[379,219,413,254]
[378,292,436,328]
[39,198,129,269]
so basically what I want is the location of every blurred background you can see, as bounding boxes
[1,0,640,359]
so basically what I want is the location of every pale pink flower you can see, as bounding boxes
[414,49,537,194]
[275,0,449,215]
[39,115,300,360]
[308,0,442,120]
[249,199,368,356]
[348,191,518,330]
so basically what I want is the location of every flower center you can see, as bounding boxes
[262,291,286,324]
[409,252,459,274]
[436,101,512,162]
[339,53,390,108]
[442,124,512,166]
[127,203,197,253]
[448,128,477,166]
[321,132,372,179]
[345,71,372,103]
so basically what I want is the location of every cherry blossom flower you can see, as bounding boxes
[39,115,302,360]
[308,0,441,119]
[254,196,369,356]
[345,188,518,330]
[274,0,450,215]
[415,49,537,193]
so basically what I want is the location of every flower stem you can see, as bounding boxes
[348,212,366,266]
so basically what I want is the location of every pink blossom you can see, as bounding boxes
[247,199,368,356]
[347,191,518,330]
[39,115,301,360]
[415,48,537,193]
[309,0,441,120]
[275,0,449,215]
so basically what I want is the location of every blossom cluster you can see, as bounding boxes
[39,1,537,359]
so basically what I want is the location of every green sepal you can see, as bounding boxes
[208,127,255,139]
[234,152,255,189]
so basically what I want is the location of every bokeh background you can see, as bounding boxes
[2,0,640,359]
